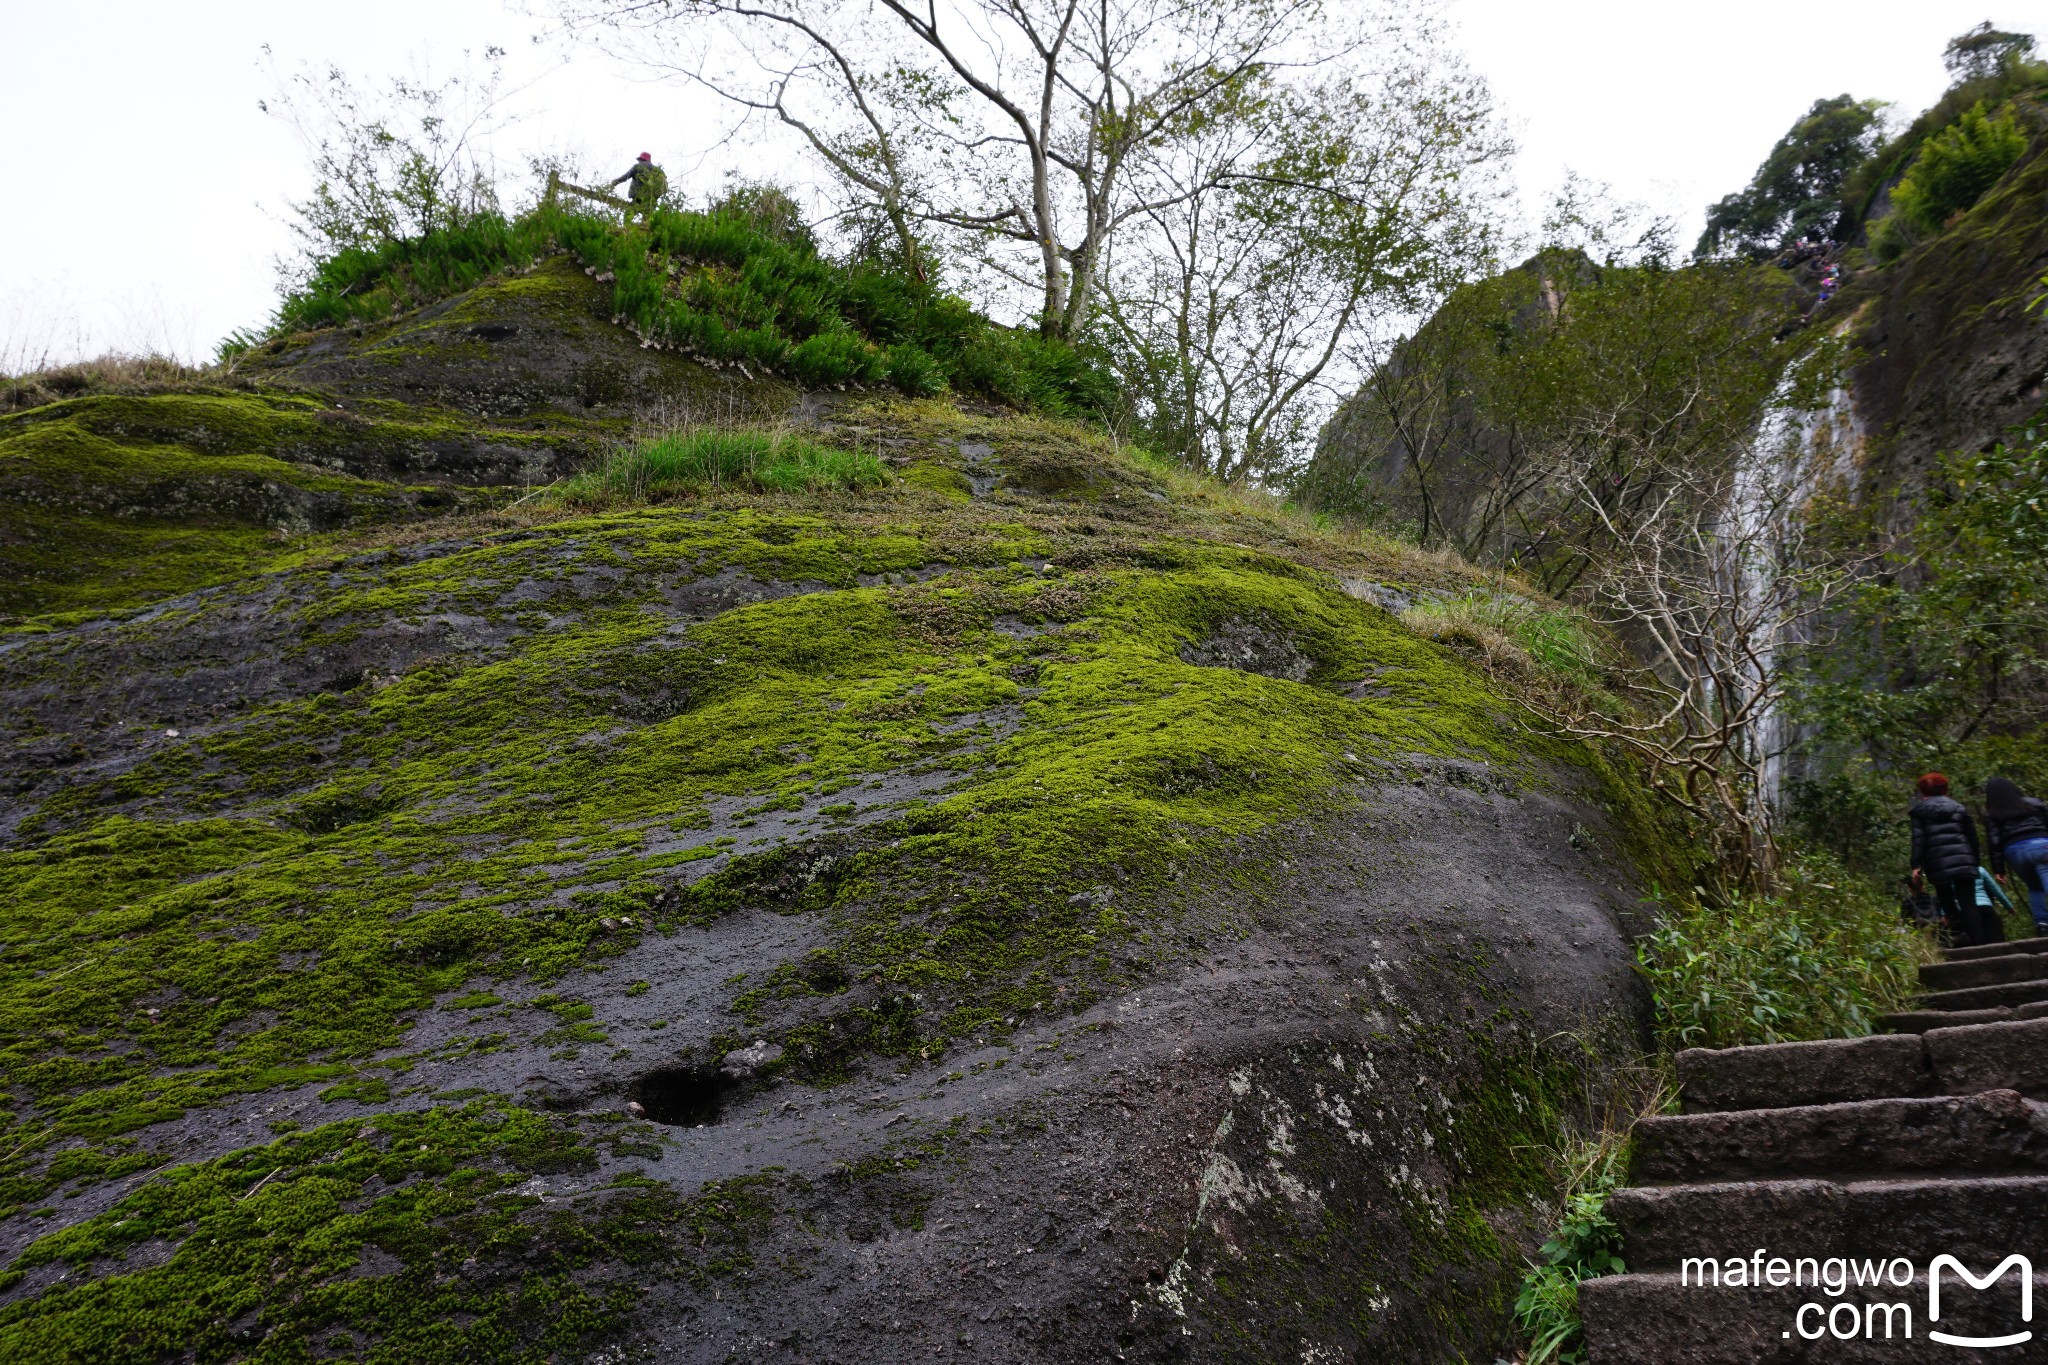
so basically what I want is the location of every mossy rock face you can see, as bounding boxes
[0,347,1664,1357]
[1846,102,2048,497]
[247,255,800,424]
[0,385,622,623]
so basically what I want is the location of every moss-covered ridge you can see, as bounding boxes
[0,392,1662,1358]
[0,1100,781,1362]
[262,201,1113,416]
[0,384,619,624]
[3,497,1525,1133]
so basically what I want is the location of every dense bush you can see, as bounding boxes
[1874,101,2028,256]
[1636,856,1927,1050]
[1841,59,2045,238]
[553,429,889,504]
[264,203,1117,417]
[269,211,562,334]
[1796,429,2048,774]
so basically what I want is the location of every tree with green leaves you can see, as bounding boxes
[1305,215,1801,595]
[1695,95,1886,258]
[1944,21,2038,83]
[1799,427,2048,764]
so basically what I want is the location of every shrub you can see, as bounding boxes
[264,203,1119,417]
[554,429,890,505]
[273,209,562,332]
[885,343,948,397]
[1873,101,2028,257]
[1513,1066,1668,1365]
[1636,855,1928,1051]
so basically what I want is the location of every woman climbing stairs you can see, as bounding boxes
[1580,937,2048,1362]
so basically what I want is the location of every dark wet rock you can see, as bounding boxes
[1177,617,1313,682]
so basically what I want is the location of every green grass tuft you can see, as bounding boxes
[555,430,890,505]
[1399,590,1603,689]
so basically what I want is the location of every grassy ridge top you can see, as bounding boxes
[252,203,1116,417]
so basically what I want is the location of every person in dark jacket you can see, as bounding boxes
[607,152,667,222]
[1911,772,1988,944]
[1986,776,2048,935]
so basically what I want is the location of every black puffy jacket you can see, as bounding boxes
[1989,795,2048,870]
[1911,795,1981,884]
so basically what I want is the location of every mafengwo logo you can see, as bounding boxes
[1679,1250,2033,1346]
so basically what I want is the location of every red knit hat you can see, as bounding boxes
[1917,772,1950,796]
[637,152,651,161]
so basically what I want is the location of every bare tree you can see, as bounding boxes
[1098,54,1510,483]
[260,46,518,262]
[1538,447,1866,888]
[554,0,1347,338]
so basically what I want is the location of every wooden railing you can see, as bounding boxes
[544,171,637,213]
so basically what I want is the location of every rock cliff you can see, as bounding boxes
[0,251,1668,1360]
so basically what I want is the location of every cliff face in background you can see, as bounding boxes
[1305,102,2048,548]
[1843,110,2048,500]
[0,252,1670,1360]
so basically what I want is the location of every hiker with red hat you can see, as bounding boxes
[608,152,668,223]
[1910,772,1993,945]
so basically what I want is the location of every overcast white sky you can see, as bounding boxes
[0,0,2026,366]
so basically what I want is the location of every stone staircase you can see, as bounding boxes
[1581,937,2048,1362]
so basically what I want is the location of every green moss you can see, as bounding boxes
[0,387,1660,1356]
[0,390,611,622]
[0,1103,780,1362]
[0,479,1540,1163]
[898,461,973,501]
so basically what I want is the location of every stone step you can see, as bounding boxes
[1881,1003,2048,1034]
[1679,1020,2048,1112]
[1678,1035,1931,1112]
[1921,952,2048,993]
[1610,1175,2048,1269]
[1926,1018,2048,1099]
[1945,936,2048,962]
[1913,978,2048,1013]
[1583,1271,2048,1363]
[1632,1090,2048,1185]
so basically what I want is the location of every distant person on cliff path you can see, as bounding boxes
[1986,776,2048,936]
[608,153,667,222]
[1910,772,1989,944]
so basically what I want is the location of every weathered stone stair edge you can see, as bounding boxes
[1583,1272,2048,1364]
[1676,1018,2048,1113]
[1907,977,2048,1013]
[1882,1000,2048,1033]
[1610,1174,2048,1267]
[1943,936,2048,962]
[1919,951,2048,992]
[1631,1090,2048,1185]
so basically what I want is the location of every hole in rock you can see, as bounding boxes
[629,1066,736,1126]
